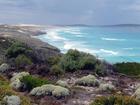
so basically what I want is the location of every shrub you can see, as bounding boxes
[2,95,21,105]
[10,72,30,82]
[99,83,115,92]
[56,80,69,88]
[114,62,140,76]
[52,86,70,98]
[75,75,100,86]
[10,72,30,90]
[95,62,108,76]
[48,56,61,65]
[79,55,96,70]
[6,42,32,58]
[30,84,55,96]
[90,95,140,105]
[60,49,97,72]
[15,54,32,67]
[50,64,64,76]
[0,63,9,73]
[10,79,23,90]
[20,75,50,91]
[30,84,70,98]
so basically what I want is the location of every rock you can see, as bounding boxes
[2,95,21,105]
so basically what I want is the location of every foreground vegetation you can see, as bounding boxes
[0,37,140,105]
[90,95,140,105]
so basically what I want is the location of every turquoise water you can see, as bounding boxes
[36,26,140,63]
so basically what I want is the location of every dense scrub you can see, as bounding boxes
[114,62,140,76]
[21,75,50,91]
[59,49,97,72]
[90,95,140,105]
[6,42,32,58]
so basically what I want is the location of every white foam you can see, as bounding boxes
[123,48,134,50]
[59,27,85,37]
[63,40,118,56]
[45,29,67,41]
[101,37,126,41]
[99,49,118,55]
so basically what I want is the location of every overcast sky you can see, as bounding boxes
[0,0,140,25]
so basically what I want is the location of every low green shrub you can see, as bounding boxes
[6,42,32,58]
[95,62,108,76]
[50,64,64,76]
[20,75,50,91]
[15,54,32,67]
[48,56,61,65]
[60,49,97,72]
[90,95,140,105]
[114,62,140,76]
[79,55,96,70]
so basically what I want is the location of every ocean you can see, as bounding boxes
[35,26,140,63]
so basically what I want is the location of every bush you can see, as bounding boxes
[95,62,108,76]
[10,72,30,90]
[99,83,115,92]
[50,64,64,76]
[20,75,50,91]
[90,95,140,105]
[10,72,30,82]
[0,63,9,73]
[52,86,70,98]
[60,49,97,72]
[6,42,32,58]
[79,55,96,70]
[114,62,140,76]
[30,84,70,98]
[56,80,69,88]
[75,75,100,86]
[2,95,21,105]
[15,54,32,67]
[48,56,61,65]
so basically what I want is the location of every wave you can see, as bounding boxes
[99,49,118,55]
[63,40,118,56]
[46,29,67,41]
[59,27,85,37]
[101,37,126,41]
[122,48,134,50]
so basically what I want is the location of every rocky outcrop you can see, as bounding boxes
[0,24,60,63]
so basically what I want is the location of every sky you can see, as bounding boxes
[0,0,140,25]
